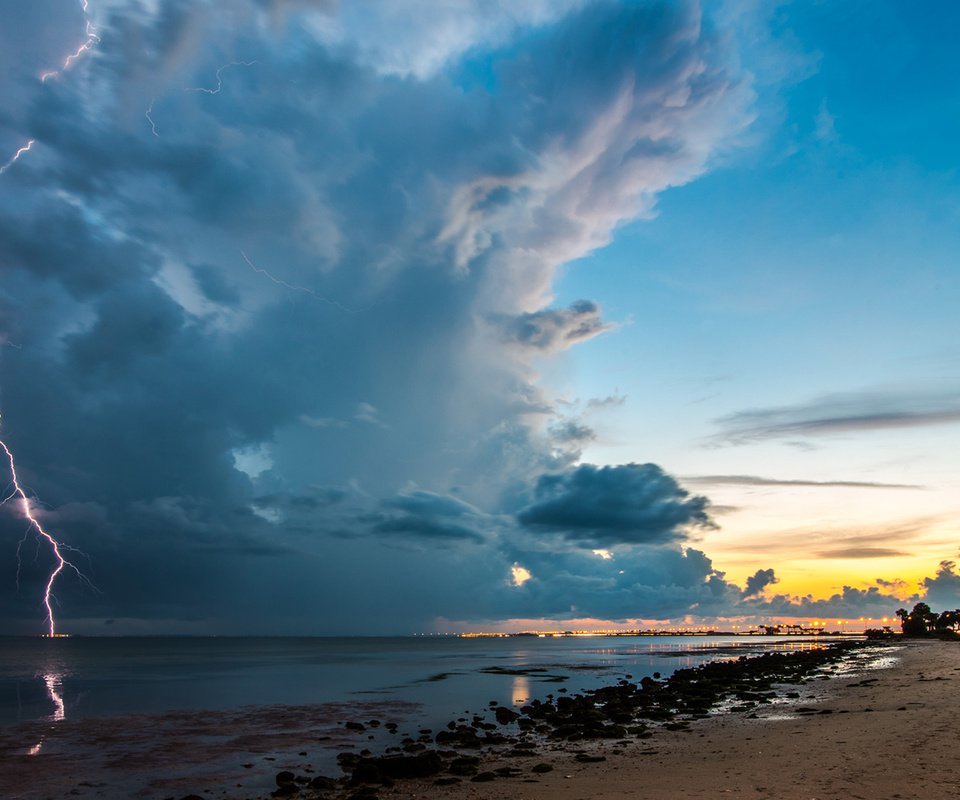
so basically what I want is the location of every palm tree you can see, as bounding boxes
[897,603,932,636]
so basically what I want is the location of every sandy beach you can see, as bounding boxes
[422,640,959,800]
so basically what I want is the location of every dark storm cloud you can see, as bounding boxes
[368,516,485,544]
[710,389,960,445]
[517,463,714,546]
[0,200,160,298]
[365,491,487,544]
[742,567,778,598]
[488,545,742,622]
[549,419,596,444]
[759,585,909,619]
[190,263,242,306]
[0,0,761,633]
[253,487,347,510]
[66,283,187,374]
[382,490,481,519]
[497,301,613,353]
[921,560,960,609]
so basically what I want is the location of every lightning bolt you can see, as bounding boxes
[240,251,364,313]
[185,60,258,94]
[145,97,160,137]
[6,2,100,174]
[39,0,100,82]
[0,140,35,176]
[0,427,92,636]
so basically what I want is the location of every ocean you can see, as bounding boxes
[0,634,828,724]
[0,634,830,798]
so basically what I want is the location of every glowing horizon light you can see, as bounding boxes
[511,565,532,586]
[0,432,91,636]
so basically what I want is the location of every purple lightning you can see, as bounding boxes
[4,1,100,174]
[40,0,99,82]
[185,60,258,94]
[0,433,89,636]
[0,140,35,175]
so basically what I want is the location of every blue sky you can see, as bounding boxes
[0,0,957,635]
[550,0,960,600]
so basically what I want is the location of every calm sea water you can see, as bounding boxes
[0,634,820,727]
[0,635,834,799]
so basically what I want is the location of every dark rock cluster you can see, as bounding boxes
[179,640,868,800]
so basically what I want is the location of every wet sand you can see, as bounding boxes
[427,640,959,800]
[0,699,422,799]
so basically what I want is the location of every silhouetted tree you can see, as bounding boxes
[896,603,935,635]
[936,609,960,632]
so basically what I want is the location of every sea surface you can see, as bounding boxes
[0,634,833,725]
[0,634,836,798]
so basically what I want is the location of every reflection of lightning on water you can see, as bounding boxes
[39,0,100,82]
[0,425,93,636]
[27,672,66,755]
[186,60,258,94]
[241,251,363,313]
[0,140,35,175]
[43,673,65,721]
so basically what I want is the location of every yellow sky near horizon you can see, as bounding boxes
[692,482,959,600]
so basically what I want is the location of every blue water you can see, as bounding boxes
[0,634,821,727]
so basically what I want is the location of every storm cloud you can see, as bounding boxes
[922,561,960,609]
[497,301,613,353]
[10,0,938,634]
[517,463,714,547]
[742,568,778,598]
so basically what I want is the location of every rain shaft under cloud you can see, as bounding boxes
[0,0,939,634]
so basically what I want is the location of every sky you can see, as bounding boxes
[0,0,958,636]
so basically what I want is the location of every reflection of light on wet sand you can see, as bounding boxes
[0,699,422,797]
[511,676,530,705]
[28,673,65,755]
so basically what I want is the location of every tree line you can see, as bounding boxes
[895,603,960,636]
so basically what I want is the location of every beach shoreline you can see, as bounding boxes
[2,638,956,799]
[414,639,958,800]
